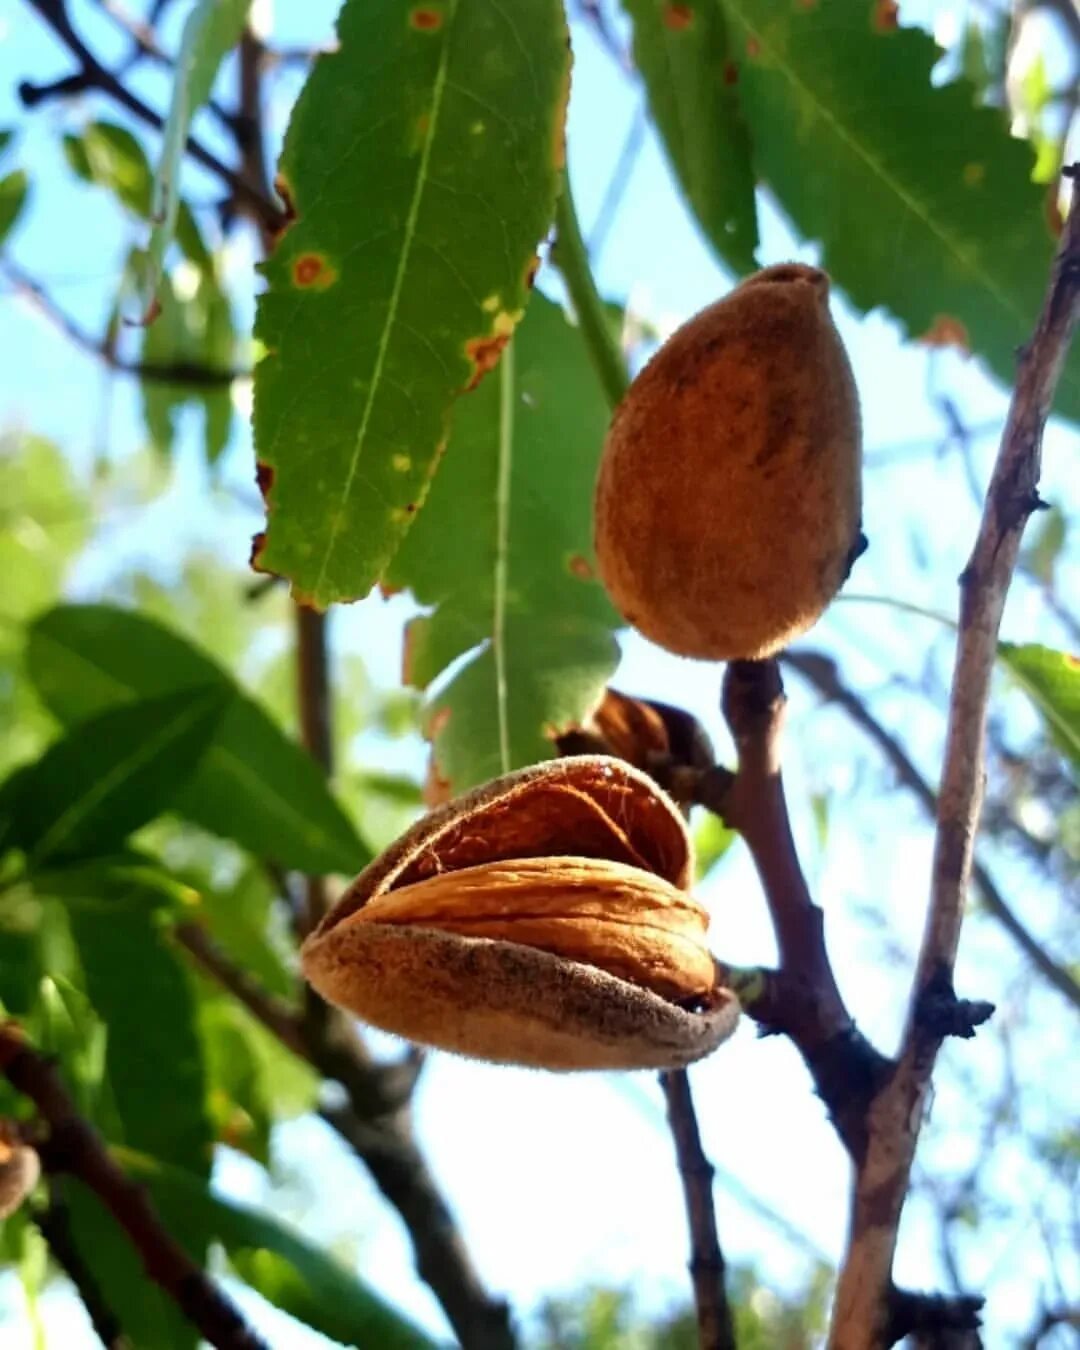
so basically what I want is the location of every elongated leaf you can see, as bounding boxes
[27,606,368,875]
[59,887,212,1350]
[63,120,208,265]
[718,0,1080,419]
[253,0,571,605]
[622,0,757,271]
[65,1178,197,1349]
[998,643,1080,771]
[0,169,28,245]
[386,294,619,792]
[143,0,250,315]
[0,686,227,866]
[115,1148,438,1350]
[141,262,236,462]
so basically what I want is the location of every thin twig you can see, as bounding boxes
[2,259,247,386]
[828,166,1080,1350]
[19,0,283,232]
[0,1023,267,1350]
[659,1071,736,1350]
[34,1192,131,1349]
[173,922,308,1058]
[782,649,1080,1014]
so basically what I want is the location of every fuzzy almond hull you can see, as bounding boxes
[594,264,862,660]
[301,922,738,1071]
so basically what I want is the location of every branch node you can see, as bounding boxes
[886,1286,985,1346]
[915,969,995,1040]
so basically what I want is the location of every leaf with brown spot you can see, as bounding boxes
[384,295,620,794]
[718,0,1080,421]
[622,0,758,273]
[253,0,571,606]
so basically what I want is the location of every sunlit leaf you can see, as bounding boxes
[0,169,28,245]
[998,643,1080,772]
[141,263,236,463]
[26,605,368,875]
[143,0,250,314]
[385,294,620,792]
[622,0,758,271]
[62,120,208,265]
[253,0,571,605]
[719,0,1080,420]
[0,686,228,866]
[115,1148,438,1349]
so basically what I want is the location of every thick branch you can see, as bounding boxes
[659,1070,736,1350]
[828,167,1080,1350]
[0,1024,267,1350]
[20,0,283,231]
[782,650,1080,1014]
[702,660,892,1162]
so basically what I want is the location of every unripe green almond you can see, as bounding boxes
[594,264,863,661]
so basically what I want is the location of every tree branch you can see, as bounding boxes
[2,259,247,386]
[659,1070,736,1350]
[0,1023,267,1350]
[781,649,1080,1014]
[34,1191,130,1350]
[828,165,1080,1350]
[700,660,892,1162]
[19,0,284,232]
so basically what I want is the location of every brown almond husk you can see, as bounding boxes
[302,757,738,1071]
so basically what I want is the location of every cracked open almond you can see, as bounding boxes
[301,756,738,1070]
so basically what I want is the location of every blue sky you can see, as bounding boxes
[1,0,1078,1345]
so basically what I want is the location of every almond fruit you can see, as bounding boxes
[302,756,737,1070]
[594,264,863,660]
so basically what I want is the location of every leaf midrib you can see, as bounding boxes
[32,635,358,867]
[726,1,1027,329]
[311,3,458,597]
[32,688,221,863]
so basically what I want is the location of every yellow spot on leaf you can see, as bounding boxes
[963,162,985,187]
[392,454,412,472]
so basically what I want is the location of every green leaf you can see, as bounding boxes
[692,809,736,881]
[68,894,211,1199]
[0,686,228,866]
[195,990,317,1162]
[65,1178,198,1350]
[57,891,213,1350]
[26,605,369,875]
[143,0,250,314]
[62,121,208,265]
[63,121,152,216]
[998,643,1080,772]
[253,0,572,605]
[621,0,757,271]
[1020,505,1066,585]
[386,294,620,791]
[114,1148,439,1350]
[0,169,28,245]
[720,0,1080,420]
[140,263,236,463]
